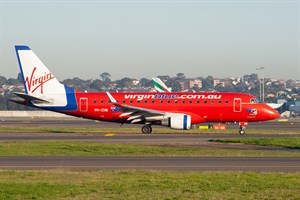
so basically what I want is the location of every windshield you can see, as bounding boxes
[250,98,259,104]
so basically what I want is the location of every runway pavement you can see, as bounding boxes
[2,118,300,131]
[0,118,299,172]
[0,132,298,151]
[0,156,299,172]
[0,132,296,142]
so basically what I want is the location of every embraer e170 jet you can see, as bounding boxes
[11,46,280,135]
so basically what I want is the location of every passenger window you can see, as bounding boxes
[93,100,97,104]
[167,100,171,104]
[152,100,155,104]
[100,100,104,104]
[174,100,178,104]
[189,100,192,104]
[144,100,148,104]
[160,100,164,104]
[182,100,185,104]
[122,100,126,104]
[108,100,111,103]
[130,100,133,104]
[225,100,229,104]
[196,100,200,104]
[204,100,207,104]
[137,100,140,104]
[218,100,222,104]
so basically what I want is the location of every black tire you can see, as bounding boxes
[141,125,152,134]
[239,129,245,135]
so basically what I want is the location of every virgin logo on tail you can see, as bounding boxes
[25,67,54,94]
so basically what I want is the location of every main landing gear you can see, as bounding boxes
[141,125,152,134]
[238,122,248,135]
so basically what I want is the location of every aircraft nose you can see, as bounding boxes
[265,107,280,120]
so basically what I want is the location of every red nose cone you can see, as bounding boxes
[266,107,280,120]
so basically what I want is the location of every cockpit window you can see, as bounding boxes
[250,98,259,104]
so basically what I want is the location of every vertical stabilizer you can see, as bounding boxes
[152,77,171,93]
[15,46,67,107]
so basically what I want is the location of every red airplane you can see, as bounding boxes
[12,46,280,135]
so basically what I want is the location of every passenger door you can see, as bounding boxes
[79,98,88,112]
[233,98,242,112]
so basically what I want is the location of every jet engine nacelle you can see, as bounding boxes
[161,114,191,130]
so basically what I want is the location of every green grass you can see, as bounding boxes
[0,170,299,200]
[1,141,300,157]
[212,137,300,149]
[1,126,300,134]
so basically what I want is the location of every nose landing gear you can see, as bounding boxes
[239,126,245,135]
[238,122,248,135]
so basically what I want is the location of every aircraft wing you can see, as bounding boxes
[106,92,166,123]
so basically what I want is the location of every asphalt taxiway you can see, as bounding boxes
[0,118,299,172]
[2,118,300,131]
[0,156,299,172]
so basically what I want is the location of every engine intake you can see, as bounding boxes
[161,114,191,130]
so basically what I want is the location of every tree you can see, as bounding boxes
[250,73,258,81]
[6,78,19,85]
[100,72,111,82]
[191,84,201,92]
[117,77,134,88]
[0,76,7,86]
[202,76,214,91]
[89,79,103,91]
[176,73,185,80]
[235,82,248,93]
[157,75,170,81]
[171,80,182,92]
[139,78,151,88]
[17,73,23,83]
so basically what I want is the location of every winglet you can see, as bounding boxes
[106,92,118,104]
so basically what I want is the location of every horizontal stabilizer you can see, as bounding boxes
[14,92,52,104]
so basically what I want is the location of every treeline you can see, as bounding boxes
[1,72,300,110]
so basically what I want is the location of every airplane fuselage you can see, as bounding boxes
[60,91,278,124]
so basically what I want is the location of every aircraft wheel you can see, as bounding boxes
[141,125,152,134]
[239,129,245,135]
[239,126,246,135]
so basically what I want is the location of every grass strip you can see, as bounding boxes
[0,141,300,157]
[1,127,300,134]
[0,170,299,200]
[212,137,300,149]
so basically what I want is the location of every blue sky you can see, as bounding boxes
[1,0,299,81]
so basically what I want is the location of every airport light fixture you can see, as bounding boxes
[256,67,265,103]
